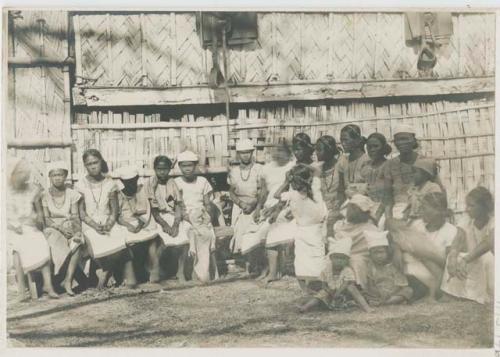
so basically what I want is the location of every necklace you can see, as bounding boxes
[50,187,67,210]
[348,155,363,183]
[322,165,336,192]
[240,163,253,182]
[87,177,104,207]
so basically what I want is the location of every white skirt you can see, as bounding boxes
[240,221,269,255]
[265,210,296,248]
[82,221,127,259]
[156,212,190,247]
[293,223,326,280]
[230,206,262,254]
[9,225,51,272]
[123,219,160,245]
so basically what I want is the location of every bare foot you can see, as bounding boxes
[16,292,31,303]
[176,276,187,284]
[63,281,76,296]
[96,270,110,290]
[256,270,269,281]
[44,289,60,299]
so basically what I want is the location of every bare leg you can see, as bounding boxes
[64,247,82,296]
[263,248,279,284]
[148,239,161,283]
[122,251,137,288]
[176,245,189,283]
[421,260,443,302]
[13,252,29,302]
[41,263,59,299]
[299,297,322,313]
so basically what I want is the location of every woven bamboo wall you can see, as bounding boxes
[71,94,494,214]
[7,10,72,187]
[73,12,495,87]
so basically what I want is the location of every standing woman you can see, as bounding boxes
[360,133,392,223]
[7,157,59,300]
[41,161,84,296]
[337,124,370,200]
[314,135,344,238]
[76,149,137,289]
[145,155,191,283]
[442,187,494,304]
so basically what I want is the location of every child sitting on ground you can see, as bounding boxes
[404,158,442,222]
[188,208,219,283]
[299,237,372,313]
[364,230,413,306]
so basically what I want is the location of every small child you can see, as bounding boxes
[299,238,372,313]
[364,230,413,306]
[405,158,442,221]
[188,208,219,283]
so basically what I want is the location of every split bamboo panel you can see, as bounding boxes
[72,95,494,214]
[73,12,495,87]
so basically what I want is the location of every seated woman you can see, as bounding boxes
[276,164,327,292]
[387,192,457,302]
[441,187,494,304]
[7,157,58,301]
[330,194,381,289]
[116,166,162,283]
[228,139,264,276]
[174,150,218,282]
[144,155,191,283]
[41,161,84,296]
[75,149,137,289]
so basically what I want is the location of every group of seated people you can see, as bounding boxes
[6,122,494,314]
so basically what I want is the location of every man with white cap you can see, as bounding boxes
[41,160,84,296]
[364,230,413,306]
[228,139,264,275]
[384,122,442,220]
[299,237,372,313]
[174,150,216,282]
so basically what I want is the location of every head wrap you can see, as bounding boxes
[118,165,139,180]
[365,230,389,249]
[46,161,69,176]
[327,237,352,257]
[349,194,376,213]
[177,150,199,163]
[393,123,416,136]
[236,139,255,152]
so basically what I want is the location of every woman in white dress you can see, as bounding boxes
[41,161,83,296]
[7,157,59,300]
[76,149,137,289]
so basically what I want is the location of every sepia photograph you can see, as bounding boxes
[2,6,496,349]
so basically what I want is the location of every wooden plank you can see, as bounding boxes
[75,76,495,107]
[8,56,75,66]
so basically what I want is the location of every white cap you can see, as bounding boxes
[365,230,389,249]
[393,123,416,136]
[177,150,199,163]
[236,139,255,152]
[327,237,352,257]
[349,194,376,213]
[118,165,139,180]
[47,161,69,175]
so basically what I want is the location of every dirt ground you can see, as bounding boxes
[6,273,493,348]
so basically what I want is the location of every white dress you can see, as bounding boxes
[7,184,51,272]
[75,176,128,259]
[144,176,191,247]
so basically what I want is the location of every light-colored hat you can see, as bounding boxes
[365,230,389,249]
[393,123,416,136]
[177,150,199,163]
[413,158,437,178]
[236,139,255,152]
[118,165,139,180]
[328,237,352,257]
[349,194,376,213]
[47,161,69,175]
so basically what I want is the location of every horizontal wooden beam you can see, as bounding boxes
[7,138,73,148]
[8,56,75,67]
[73,76,495,107]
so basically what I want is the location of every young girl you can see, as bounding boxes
[228,139,264,275]
[188,208,219,283]
[405,158,442,221]
[388,192,458,302]
[291,132,314,165]
[276,164,327,291]
[360,133,392,223]
[299,237,372,313]
[174,150,217,281]
[442,187,494,304]
[314,135,344,239]
[331,194,381,289]
[7,157,58,300]
[76,149,137,289]
[338,124,370,200]
[116,166,161,283]
[145,155,191,283]
[41,161,83,296]
[364,230,413,306]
